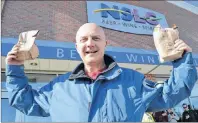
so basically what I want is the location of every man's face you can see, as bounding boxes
[75,23,107,64]
[183,105,188,111]
[167,109,172,113]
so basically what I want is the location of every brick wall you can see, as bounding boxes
[2,1,198,53]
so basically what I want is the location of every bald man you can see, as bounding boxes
[6,23,197,122]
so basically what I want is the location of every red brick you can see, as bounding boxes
[1,1,198,53]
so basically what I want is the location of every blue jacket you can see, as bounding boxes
[6,53,197,122]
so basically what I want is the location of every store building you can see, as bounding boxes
[1,1,198,122]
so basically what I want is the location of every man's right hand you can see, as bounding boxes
[6,44,24,65]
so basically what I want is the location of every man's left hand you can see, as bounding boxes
[174,39,192,52]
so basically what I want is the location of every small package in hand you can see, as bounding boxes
[153,24,183,63]
[15,30,39,61]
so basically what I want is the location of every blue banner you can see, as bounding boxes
[1,38,198,66]
[1,43,161,65]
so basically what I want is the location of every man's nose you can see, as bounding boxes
[87,38,95,48]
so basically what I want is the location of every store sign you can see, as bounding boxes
[1,38,198,66]
[86,1,169,35]
[1,43,160,65]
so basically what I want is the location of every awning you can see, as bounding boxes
[2,37,198,66]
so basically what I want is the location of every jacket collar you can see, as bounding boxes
[68,54,121,80]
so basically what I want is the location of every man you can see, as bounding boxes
[142,112,155,122]
[167,109,179,122]
[6,23,197,122]
[182,103,197,122]
[153,110,168,122]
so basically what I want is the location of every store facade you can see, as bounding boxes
[1,1,198,122]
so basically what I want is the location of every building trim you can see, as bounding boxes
[167,1,198,15]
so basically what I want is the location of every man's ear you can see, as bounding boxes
[75,43,79,53]
[105,40,108,47]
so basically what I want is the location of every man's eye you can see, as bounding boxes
[80,38,87,42]
[93,37,100,41]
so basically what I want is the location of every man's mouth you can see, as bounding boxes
[85,51,98,54]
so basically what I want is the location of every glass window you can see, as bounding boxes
[25,73,57,82]
[1,98,51,122]
[1,72,6,82]
[2,72,57,83]
[15,110,51,122]
[190,83,198,109]
[184,0,198,7]
[1,99,16,122]
[190,97,198,109]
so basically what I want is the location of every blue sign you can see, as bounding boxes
[86,1,169,35]
[1,43,161,65]
[1,37,198,66]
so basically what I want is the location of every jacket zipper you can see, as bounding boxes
[88,79,94,112]
[88,102,91,112]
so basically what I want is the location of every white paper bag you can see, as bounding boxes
[15,30,39,61]
[153,25,183,63]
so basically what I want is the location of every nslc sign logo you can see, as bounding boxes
[96,3,161,25]
[87,1,169,35]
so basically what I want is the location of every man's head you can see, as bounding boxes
[75,23,107,65]
[167,109,172,113]
[162,110,167,115]
[182,103,189,111]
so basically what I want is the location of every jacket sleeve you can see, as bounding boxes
[6,65,55,117]
[143,52,197,112]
